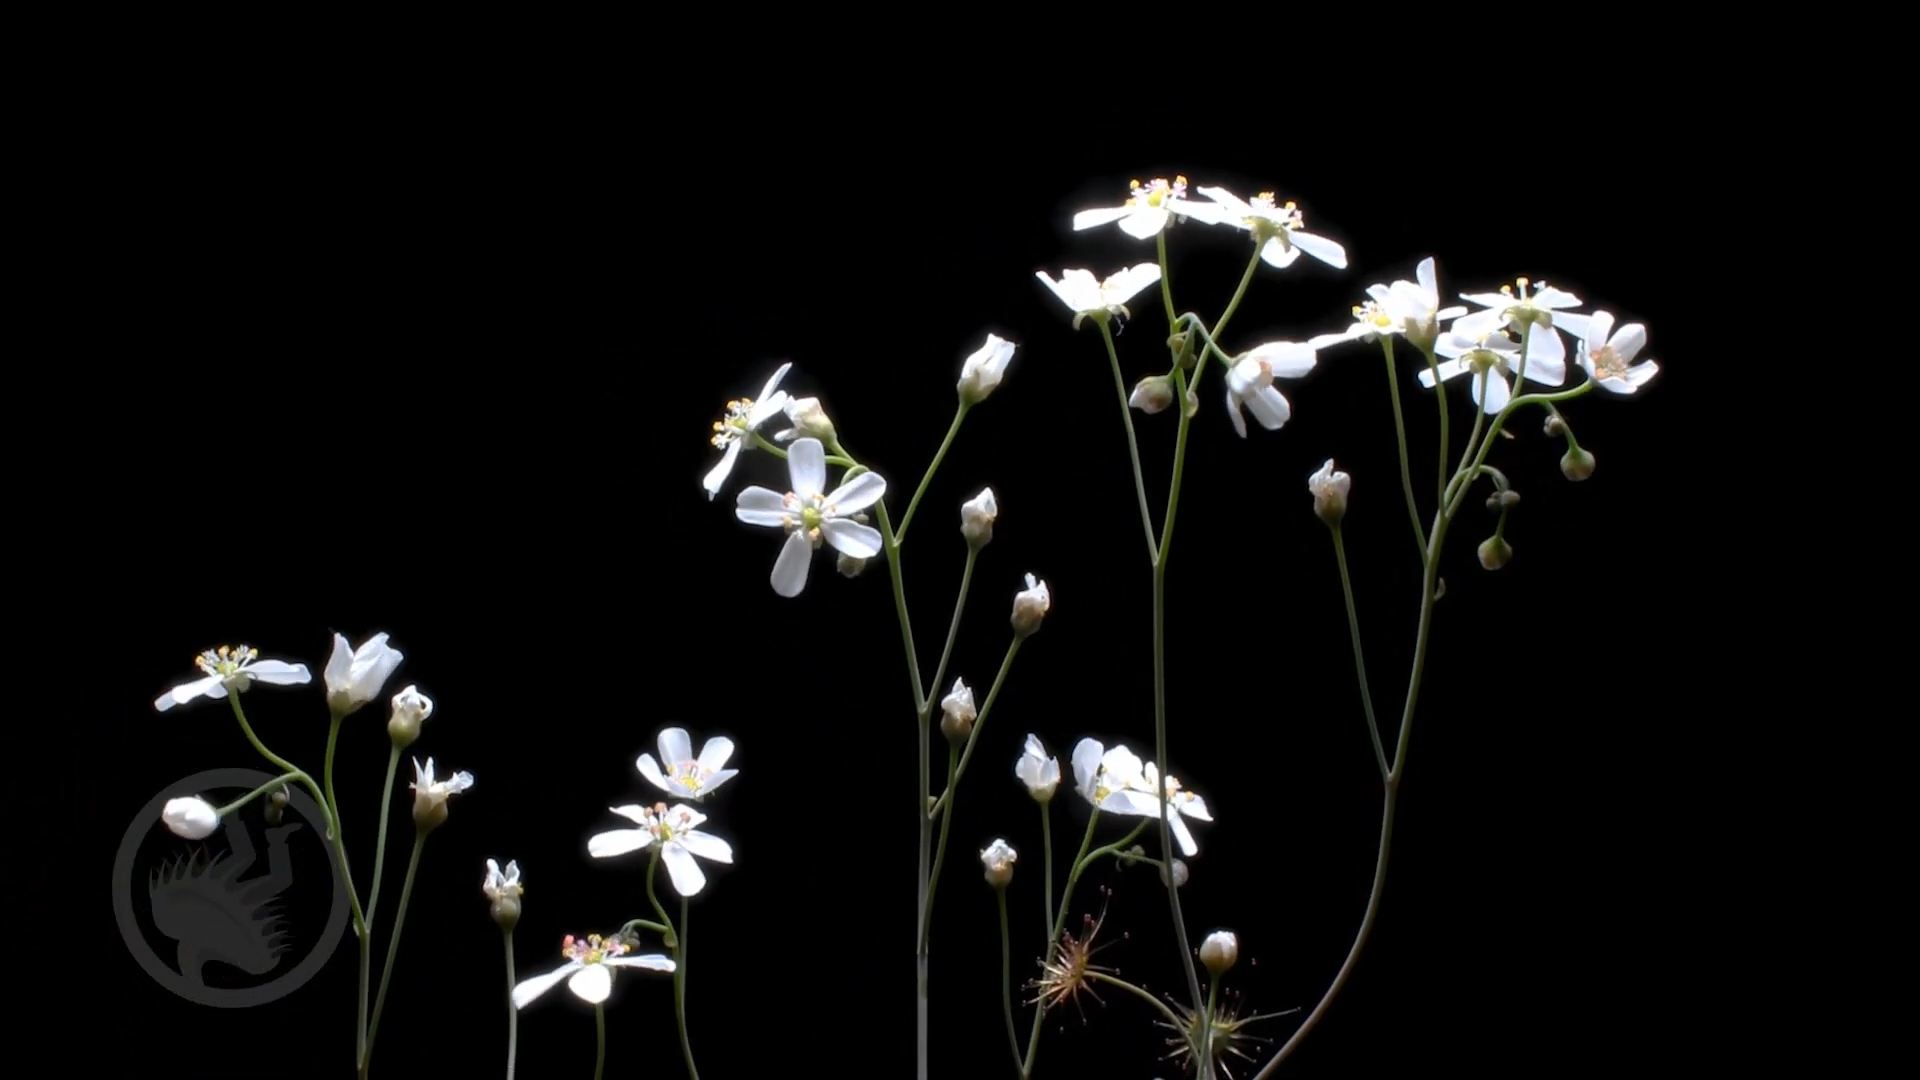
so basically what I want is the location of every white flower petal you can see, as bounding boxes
[512,960,583,1009]
[1259,238,1301,269]
[735,486,791,527]
[771,530,814,598]
[636,753,672,795]
[825,471,886,513]
[1246,386,1291,430]
[676,829,734,864]
[703,439,743,501]
[1244,341,1317,379]
[661,843,709,896]
[820,519,882,559]
[248,661,312,686]
[1290,230,1347,269]
[155,674,223,711]
[787,437,826,497]
[757,362,794,403]
[606,804,651,826]
[1117,206,1171,239]
[658,728,693,769]
[567,963,613,1004]
[1071,206,1131,231]
[1167,812,1198,857]
[697,737,736,773]
[1225,387,1249,438]
[587,828,654,859]
[606,953,676,973]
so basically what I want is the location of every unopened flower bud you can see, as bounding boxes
[265,784,289,826]
[1478,535,1512,570]
[1011,573,1050,638]
[162,796,220,839]
[1309,459,1350,526]
[837,551,868,578]
[410,757,473,833]
[961,487,997,549]
[980,838,1017,888]
[1543,412,1567,437]
[387,684,433,750]
[957,333,1017,405]
[1161,858,1189,888]
[1199,930,1239,977]
[1129,375,1175,415]
[1485,490,1521,512]
[483,858,524,931]
[1167,331,1196,370]
[783,396,836,441]
[940,678,976,744]
[1561,446,1595,482]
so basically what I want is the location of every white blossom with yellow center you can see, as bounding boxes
[702,362,793,500]
[1575,310,1660,394]
[588,801,735,897]
[1071,176,1227,238]
[510,932,675,1009]
[734,437,886,598]
[636,727,738,800]
[1192,186,1348,270]
[154,644,312,712]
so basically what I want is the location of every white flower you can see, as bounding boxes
[153,645,312,712]
[1452,276,1588,358]
[1134,761,1214,857]
[1309,459,1351,525]
[511,933,674,1010]
[941,678,976,729]
[324,632,403,717]
[1035,264,1163,330]
[588,802,734,897]
[776,395,835,442]
[386,684,433,748]
[483,858,523,903]
[702,362,793,501]
[1192,186,1347,270]
[1312,257,1469,349]
[162,796,220,839]
[734,437,886,598]
[1011,573,1050,637]
[1417,327,1566,415]
[957,333,1018,405]
[1070,738,1214,856]
[636,727,739,800]
[1576,310,1659,394]
[1070,176,1227,239]
[1199,930,1238,975]
[410,756,474,830]
[1015,733,1060,802]
[960,487,997,549]
[1224,341,1317,438]
[980,838,1017,887]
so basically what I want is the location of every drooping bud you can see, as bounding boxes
[1561,446,1596,482]
[980,838,1017,888]
[1485,490,1522,512]
[1308,459,1350,527]
[1011,573,1050,639]
[387,684,434,750]
[1478,536,1513,570]
[961,487,997,550]
[1129,375,1175,414]
[1543,412,1567,437]
[1199,930,1239,977]
[264,784,289,826]
[162,796,220,839]
[1167,331,1197,370]
[940,678,976,744]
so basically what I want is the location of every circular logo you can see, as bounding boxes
[113,768,350,1008]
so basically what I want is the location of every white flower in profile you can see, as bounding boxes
[1035,264,1163,330]
[1015,733,1060,802]
[1071,176,1227,239]
[1312,257,1469,349]
[588,802,734,897]
[1417,327,1566,415]
[1192,186,1347,270]
[511,932,674,1010]
[734,437,886,598]
[1069,738,1161,817]
[483,858,523,903]
[154,645,312,712]
[957,333,1018,405]
[1452,276,1589,354]
[636,727,738,800]
[1575,310,1660,395]
[1224,341,1317,438]
[162,796,220,839]
[324,632,403,717]
[1131,761,1214,857]
[702,362,793,501]
[410,757,474,828]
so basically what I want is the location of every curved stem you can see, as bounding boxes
[363,830,427,1073]
[1331,525,1389,780]
[211,770,304,816]
[673,896,700,1080]
[1380,336,1428,557]
[1085,970,1186,1030]
[593,1002,606,1080]
[997,887,1022,1074]
[897,403,970,545]
[1098,318,1159,563]
[643,847,673,941]
[503,928,518,1080]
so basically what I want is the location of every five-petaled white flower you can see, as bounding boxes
[1575,310,1659,394]
[1070,738,1214,856]
[588,802,735,897]
[1035,264,1163,330]
[1224,341,1317,437]
[734,437,886,599]
[1071,176,1227,239]
[324,632,404,717]
[636,727,739,800]
[154,645,312,712]
[1312,257,1469,349]
[511,932,675,1010]
[703,362,793,501]
[1192,186,1348,270]
[1452,277,1589,362]
[1015,733,1060,802]
[162,796,220,839]
[1418,328,1565,415]
[957,333,1018,405]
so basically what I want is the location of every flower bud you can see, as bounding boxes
[162,796,220,839]
[1485,490,1521,512]
[483,858,524,932]
[957,333,1017,405]
[1561,446,1595,482]
[264,784,289,826]
[783,396,836,441]
[940,678,976,745]
[1543,412,1567,437]
[1010,573,1050,639]
[1015,734,1060,803]
[1308,459,1350,526]
[1199,930,1238,977]
[961,487,997,550]
[325,632,404,718]
[1167,331,1196,370]
[1477,535,1512,570]
[980,838,1017,889]
[1130,375,1175,414]
[387,684,433,750]
[1161,858,1189,888]
[410,757,473,833]
[837,551,868,578]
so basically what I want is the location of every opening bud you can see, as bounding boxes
[1129,375,1175,415]
[980,838,1017,888]
[1485,490,1521,512]
[961,487,997,549]
[1309,459,1351,526]
[783,396,836,441]
[387,684,433,750]
[1011,573,1050,638]
[940,678,976,745]
[1199,930,1239,977]
[484,858,524,932]
[837,551,868,578]
[162,796,221,839]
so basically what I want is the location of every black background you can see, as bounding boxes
[55,64,1741,1079]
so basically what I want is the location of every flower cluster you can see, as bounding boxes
[589,727,740,896]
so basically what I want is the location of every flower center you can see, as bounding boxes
[195,645,258,678]
[1353,301,1394,330]
[562,933,629,965]
[647,803,687,843]
[1590,343,1627,379]
[709,397,757,448]
[672,760,708,789]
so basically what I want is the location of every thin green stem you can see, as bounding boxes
[997,887,1021,1074]
[1380,336,1428,557]
[1199,971,1221,1080]
[1099,318,1159,563]
[503,928,518,1080]
[1421,343,1451,505]
[615,917,672,939]
[644,847,673,937]
[1022,811,1101,1076]
[874,497,932,1080]
[1085,971,1187,1030]
[1156,230,1178,326]
[930,636,1022,819]
[925,547,978,737]
[1207,246,1264,347]
[747,428,854,469]
[366,747,402,921]
[363,830,427,1073]
[920,744,960,953]
[211,770,303,816]
[1153,372,1205,1019]
[1444,380,1597,520]
[673,896,700,1080]
[593,1002,606,1080]
[1040,803,1054,943]
[897,403,970,545]
[1331,525,1389,780]
[224,695,330,826]
[873,500,925,711]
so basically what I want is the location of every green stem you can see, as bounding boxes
[1331,525,1389,780]
[1156,229,1179,325]
[363,830,427,1073]
[997,887,1021,1074]
[1153,369,1205,1019]
[1098,318,1159,563]
[1208,246,1264,347]
[925,547,978,739]
[896,403,970,545]
[366,747,402,920]
[1085,970,1187,1030]
[1380,336,1428,557]
[593,1002,606,1080]
[1040,803,1054,943]
[1421,343,1451,505]
[920,744,960,952]
[673,895,700,1080]
[1444,380,1596,520]
[1021,811,1104,1077]
[615,917,672,939]
[929,636,1022,819]
[211,770,304,816]
[504,928,518,1080]
[1199,970,1221,1080]
[644,847,673,938]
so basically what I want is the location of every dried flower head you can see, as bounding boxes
[1156,988,1298,1079]
[1028,887,1125,1022]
